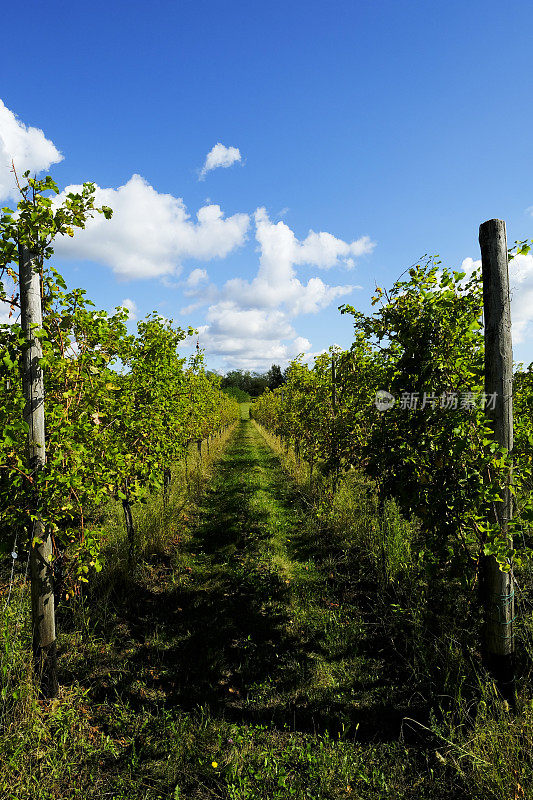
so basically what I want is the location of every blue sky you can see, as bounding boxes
[2,0,533,370]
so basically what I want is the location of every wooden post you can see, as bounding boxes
[479,219,515,700]
[331,353,339,490]
[122,496,135,565]
[19,244,58,697]
[331,354,336,413]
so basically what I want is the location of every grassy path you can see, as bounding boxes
[160,415,395,733]
[176,413,320,717]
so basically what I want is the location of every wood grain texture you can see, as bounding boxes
[479,219,514,690]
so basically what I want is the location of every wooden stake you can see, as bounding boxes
[122,496,135,566]
[479,218,515,700]
[332,353,339,491]
[19,244,57,697]
[331,354,336,413]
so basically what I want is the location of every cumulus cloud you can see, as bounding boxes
[199,143,242,180]
[119,298,138,321]
[180,301,206,316]
[185,268,208,289]
[0,99,63,201]
[207,304,294,341]
[180,268,218,313]
[197,209,373,369]
[508,255,533,345]
[220,209,369,315]
[0,304,18,325]
[255,207,374,269]
[0,272,19,325]
[198,304,309,370]
[52,174,250,279]
[461,255,533,345]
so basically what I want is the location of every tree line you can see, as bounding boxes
[220,363,285,400]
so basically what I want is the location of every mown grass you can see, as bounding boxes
[2,416,533,798]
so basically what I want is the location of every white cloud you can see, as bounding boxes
[180,301,205,316]
[220,209,370,315]
[198,209,373,369]
[0,304,18,325]
[0,272,19,324]
[459,257,480,278]
[297,230,374,269]
[181,268,218,312]
[119,298,138,321]
[185,268,208,289]
[0,99,63,201]
[199,143,242,180]
[461,255,533,346]
[503,254,533,345]
[207,304,295,341]
[52,174,250,279]
[255,207,374,271]
[198,312,307,369]
[293,335,312,353]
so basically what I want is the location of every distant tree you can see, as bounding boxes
[249,372,268,396]
[266,364,284,390]
[221,370,245,391]
[220,364,285,397]
[221,369,268,397]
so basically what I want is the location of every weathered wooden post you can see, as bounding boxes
[331,354,336,413]
[122,494,135,565]
[331,352,339,491]
[479,219,515,700]
[19,244,58,697]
